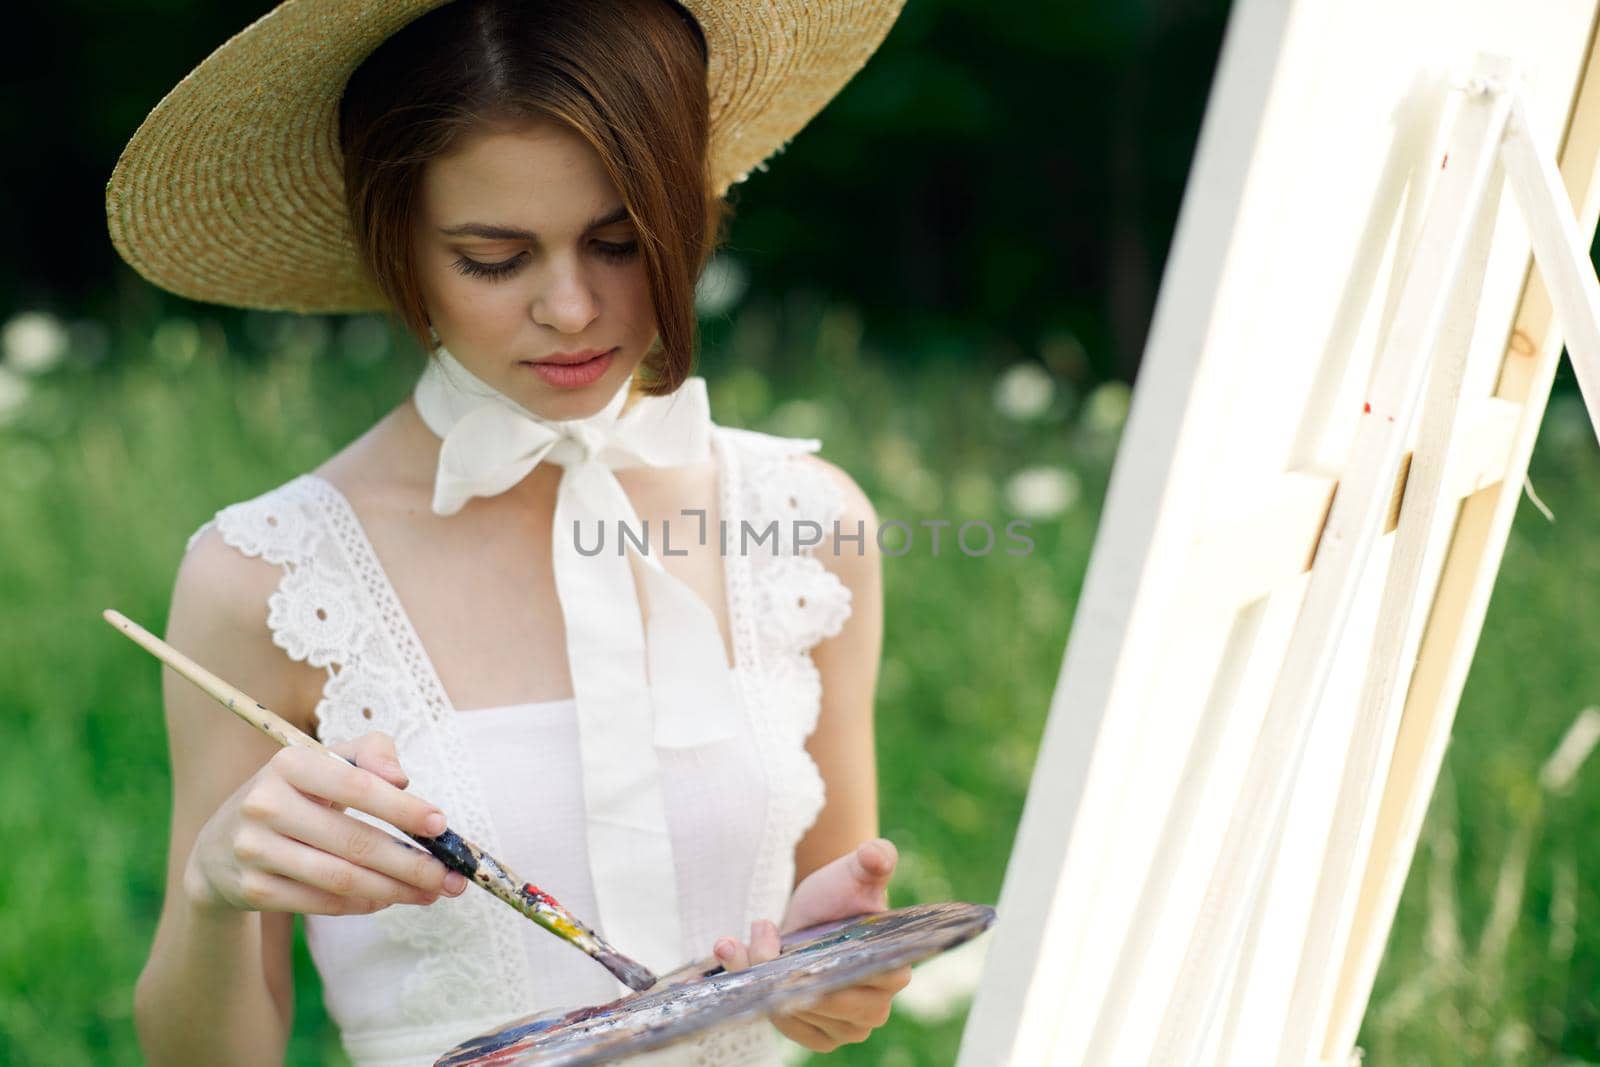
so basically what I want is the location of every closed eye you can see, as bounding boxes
[594,240,640,264]
[451,254,524,281]
[451,239,640,282]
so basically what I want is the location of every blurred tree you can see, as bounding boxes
[3,2,278,315]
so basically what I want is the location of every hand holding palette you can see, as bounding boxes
[435,901,996,1066]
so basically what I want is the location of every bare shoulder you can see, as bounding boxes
[171,523,322,735]
[174,523,290,636]
[794,453,876,523]
[792,452,880,587]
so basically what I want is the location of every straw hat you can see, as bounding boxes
[105,0,904,314]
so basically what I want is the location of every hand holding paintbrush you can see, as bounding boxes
[104,608,657,993]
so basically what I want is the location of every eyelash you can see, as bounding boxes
[451,241,640,281]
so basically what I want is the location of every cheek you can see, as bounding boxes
[429,272,529,337]
[610,268,658,338]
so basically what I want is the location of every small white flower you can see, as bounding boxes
[993,362,1055,420]
[0,366,32,425]
[1005,465,1080,519]
[1082,380,1132,435]
[3,311,69,375]
[694,255,749,317]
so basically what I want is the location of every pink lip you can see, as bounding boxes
[529,348,613,365]
[520,348,615,389]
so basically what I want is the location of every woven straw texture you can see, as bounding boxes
[105,0,904,313]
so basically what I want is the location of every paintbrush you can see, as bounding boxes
[104,607,657,993]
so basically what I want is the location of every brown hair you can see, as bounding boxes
[337,0,723,396]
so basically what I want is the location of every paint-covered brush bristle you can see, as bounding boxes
[597,950,657,992]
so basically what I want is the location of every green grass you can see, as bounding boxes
[1,301,1596,1065]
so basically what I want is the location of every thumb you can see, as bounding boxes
[836,838,897,914]
[781,838,900,933]
[852,838,898,885]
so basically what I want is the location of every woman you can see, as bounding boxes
[110,0,910,1064]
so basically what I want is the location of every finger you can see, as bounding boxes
[772,1012,839,1052]
[270,746,448,840]
[323,735,409,810]
[349,731,409,787]
[791,983,895,1029]
[714,936,751,973]
[232,866,393,916]
[786,1005,873,1046]
[264,793,465,896]
[749,919,782,965]
[852,838,898,887]
[238,825,444,907]
[856,964,914,993]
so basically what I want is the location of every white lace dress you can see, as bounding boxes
[187,424,853,1067]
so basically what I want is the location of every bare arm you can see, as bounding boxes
[713,456,907,1053]
[791,455,885,888]
[132,527,463,1066]
[133,527,311,1066]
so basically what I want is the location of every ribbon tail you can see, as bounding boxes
[630,554,743,749]
[552,470,687,984]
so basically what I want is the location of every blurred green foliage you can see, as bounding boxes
[6,2,1600,1063]
[0,298,1111,1065]
[1,300,1597,1064]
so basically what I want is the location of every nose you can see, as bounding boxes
[530,257,600,335]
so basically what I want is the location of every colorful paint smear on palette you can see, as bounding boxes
[434,901,997,1067]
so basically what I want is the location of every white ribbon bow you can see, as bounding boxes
[413,347,740,984]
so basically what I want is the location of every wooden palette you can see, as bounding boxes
[434,901,995,1066]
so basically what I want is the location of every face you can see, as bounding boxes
[412,117,656,420]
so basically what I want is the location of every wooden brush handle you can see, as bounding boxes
[103,607,659,991]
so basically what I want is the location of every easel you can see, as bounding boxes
[1149,53,1600,1067]
[959,49,1600,1067]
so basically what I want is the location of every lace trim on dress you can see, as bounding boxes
[193,424,851,1066]
[205,476,533,1029]
[714,427,853,935]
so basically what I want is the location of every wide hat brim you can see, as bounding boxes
[105,0,904,314]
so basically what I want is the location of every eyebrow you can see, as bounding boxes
[437,204,631,242]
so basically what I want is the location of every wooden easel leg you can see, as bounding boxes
[1269,154,1505,1067]
[1502,91,1600,445]
[1147,59,1515,1067]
